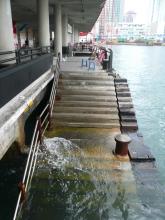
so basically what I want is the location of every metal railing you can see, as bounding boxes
[13,56,60,220]
[0,46,51,65]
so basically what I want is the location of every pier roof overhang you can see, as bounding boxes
[11,0,106,31]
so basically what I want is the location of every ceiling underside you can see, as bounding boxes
[11,0,106,32]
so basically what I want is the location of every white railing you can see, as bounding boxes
[13,56,60,220]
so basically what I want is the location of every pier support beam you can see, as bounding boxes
[37,0,50,47]
[62,14,68,47]
[54,3,62,59]
[0,0,15,62]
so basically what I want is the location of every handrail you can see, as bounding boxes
[13,55,60,220]
[0,46,51,65]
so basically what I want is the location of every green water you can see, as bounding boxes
[19,137,138,220]
[112,45,165,181]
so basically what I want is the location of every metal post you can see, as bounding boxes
[31,49,33,60]
[114,134,131,156]
[18,182,26,203]
[15,50,19,64]
[37,117,42,144]
[48,104,51,129]
[108,49,113,72]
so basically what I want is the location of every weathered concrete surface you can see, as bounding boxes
[0,68,53,159]
[53,56,120,129]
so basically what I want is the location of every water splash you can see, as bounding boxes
[37,137,83,171]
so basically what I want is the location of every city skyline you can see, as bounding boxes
[92,0,165,40]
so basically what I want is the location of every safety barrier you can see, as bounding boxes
[13,56,60,220]
[0,46,51,65]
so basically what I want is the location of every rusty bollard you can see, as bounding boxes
[114,134,131,156]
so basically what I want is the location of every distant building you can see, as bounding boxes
[124,11,136,23]
[114,23,151,40]
[93,0,125,39]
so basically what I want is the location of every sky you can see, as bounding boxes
[124,0,150,23]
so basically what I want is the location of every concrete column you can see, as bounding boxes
[54,3,62,58]
[37,0,50,47]
[74,28,79,43]
[72,24,75,44]
[0,0,15,59]
[62,14,68,47]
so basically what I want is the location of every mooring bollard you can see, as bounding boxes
[114,134,131,156]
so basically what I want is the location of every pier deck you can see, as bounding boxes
[18,55,159,220]
[19,56,138,219]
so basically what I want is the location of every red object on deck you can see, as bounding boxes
[79,32,88,36]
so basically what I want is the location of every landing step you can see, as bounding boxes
[56,95,117,102]
[58,79,114,86]
[53,112,119,122]
[58,86,116,91]
[54,106,118,114]
[53,121,120,129]
[55,101,118,107]
[57,89,116,96]
[60,74,112,81]
[128,132,155,162]
[61,70,107,75]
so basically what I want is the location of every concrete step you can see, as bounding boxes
[54,106,118,114]
[57,89,116,96]
[58,85,116,91]
[55,100,118,107]
[60,73,113,81]
[56,95,117,102]
[53,121,120,129]
[61,70,107,75]
[53,113,119,123]
[58,79,114,86]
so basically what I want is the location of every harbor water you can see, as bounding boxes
[112,45,165,181]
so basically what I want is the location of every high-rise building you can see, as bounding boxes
[105,0,125,23]
[149,0,165,36]
[94,0,125,38]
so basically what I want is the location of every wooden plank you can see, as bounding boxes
[121,122,138,131]
[116,92,131,97]
[119,108,136,116]
[120,115,137,122]
[116,87,130,92]
[115,78,127,83]
[118,102,134,108]
[127,132,155,162]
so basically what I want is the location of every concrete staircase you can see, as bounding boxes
[52,72,120,129]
